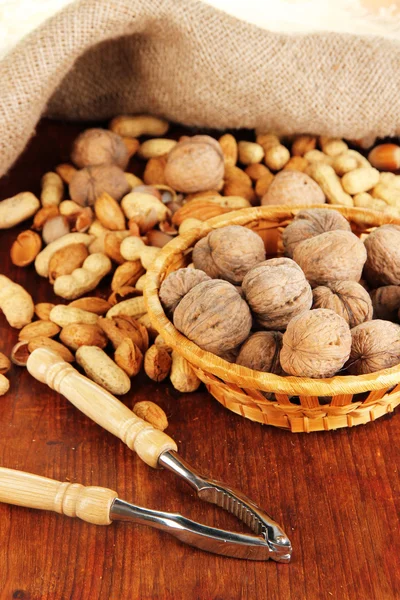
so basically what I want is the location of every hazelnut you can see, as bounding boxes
[236,331,283,374]
[192,225,266,285]
[71,128,129,169]
[364,225,400,287]
[282,208,351,258]
[165,135,224,193]
[312,281,373,328]
[159,268,211,313]
[173,279,252,355]
[347,320,400,375]
[370,286,400,321]
[261,170,325,206]
[242,258,312,329]
[280,309,351,378]
[293,230,367,287]
[69,165,130,206]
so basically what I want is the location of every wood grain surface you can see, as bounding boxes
[0,121,399,600]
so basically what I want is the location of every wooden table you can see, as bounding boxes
[0,121,399,600]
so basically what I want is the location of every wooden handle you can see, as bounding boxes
[0,467,117,525]
[27,348,177,468]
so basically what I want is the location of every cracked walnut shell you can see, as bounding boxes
[159,268,211,313]
[347,320,400,375]
[192,225,266,285]
[282,208,351,258]
[242,258,312,330]
[293,230,367,287]
[312,280,373,328]
[173,279,252,355]
[280,308,351,378]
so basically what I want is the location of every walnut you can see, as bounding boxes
[370,286,400,321]
[173,279,252,354]
[280,308,351,378]
[282,208,351,257]
[192,226,265,284]
[69,165,131,206]
[261,170,325,206]
[364,225,400,287]
[293,230,367,287]
[165,135,224,193]
[159,267,211,313]
[347,320,400,375]
[312,281,373,328]
[71,128,129,169]
[236,331,283,374]
[242,258,312,329]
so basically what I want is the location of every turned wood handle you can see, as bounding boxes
[0,467,117,525]
[27,348,177,468]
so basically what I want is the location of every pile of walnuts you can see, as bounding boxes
[160,211,400,379]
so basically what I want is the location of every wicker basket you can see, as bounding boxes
[145,205,400,432]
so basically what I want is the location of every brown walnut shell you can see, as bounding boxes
[261,170,325,206]
[236,331,283,374]
[165,135,224,193]
[173,279,252,355]
[192,225,266,285]
[69,164,130,207]
[293,230,367,287]
[71,128,129,169]
[370,286,400,321]
[363,225,400,287]
[242,258,312,330]
[280,308,351,378]
[282,208,351,258]
[312,280,373,328]
[159,268,211,313]
[346,320,400,375]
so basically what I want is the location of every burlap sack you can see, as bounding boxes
[1,0,400,177]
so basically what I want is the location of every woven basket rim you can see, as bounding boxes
[145,204,400,396]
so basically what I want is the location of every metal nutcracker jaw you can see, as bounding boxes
[118,449,291,562]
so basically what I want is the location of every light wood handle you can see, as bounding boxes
[27,348,177,468]
[0,467,117,525]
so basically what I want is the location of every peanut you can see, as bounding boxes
[255,172,274,197]
[170,351,201,393]
[256,133,280,151]
[50,305,99,327]
[125,172,144,190]
[341,167,380,195]
[238,141,264,165]
[0,192,40,229]
[35,232,93,277]
[59,200,84,217]
[41,172,64,207]
[353,193,388,211]
[76,346,130,395]
[59,323,107,351]
[0,275,34,329]
[244,163,270,181]
[55,163,77,184]
[218,134,238,166]
[291,135,316,157]
[48,243,89,284]
[264,144,290,171]
[0,352,11,375]
[114,338,143,377]
[144,345,172,382]
[304,150,333,165]
[138,139,177,159]
[319,137,348,157]
[121,192,169,224]
[178,218,203,235]
[332,153,359,176]
[135,274,147,291]
[53,253,112,300]
[371,183,400,206]
[143,156,168,185]
[106,296,146,319]
[109,115,169,138]
[223,165,254,202]
[133,401,168,431]
[283,156,308,172]
[104,231,131,264]
[306,163,353,207]
[10,230,42,267]
[0,374,10,396]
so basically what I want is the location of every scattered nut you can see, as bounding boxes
[69,297,111,315]
[42,215,70,245]
[69,164,130,207]
[94,192,126,230]
[10,230,42,267]
[114,338,143,377]
[144,345,172,382]
[106,296,146,319]
[48,243,89,284]
[19,320,61,341]
[27,337,74,363]
[109,115,169,138]
[41,172,64,207]
[111,260,145,291]
[11,340,31,366]
[0,192,40,229]
[133,400,168,430]
[0,275,34,329]
[50,305,99,327]
[53,253,112,300]
[34,303,55,321]
[0,374,10,396]
[0,352,11,375]
[76,346,130,395]
[60,324,107,351]
[170,351,201,392]
[98,316,149,352]
[138,139,177,159]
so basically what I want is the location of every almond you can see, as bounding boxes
[104,231,131,264]
[108,286,142,306]
[172,200,231,226]
[10,230,42,267]
[114,338,143,377]
[18,320,60,341]
[143,155,168,185]
[144,345,172,382]
[27,337,74,363]
[0,352,11,374]
[69,297,111,315]
[59,323,108,351]
[34,303,56,321]
[32,206,60,230]
[218,134,238,167]
[48,243,89,284]
[111,260,145,291]
[133,400,168,431]
[94,192,126,230]
[55,163,77,184]
[98,316,149,352]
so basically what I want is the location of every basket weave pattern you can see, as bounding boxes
[145,205,400,432]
